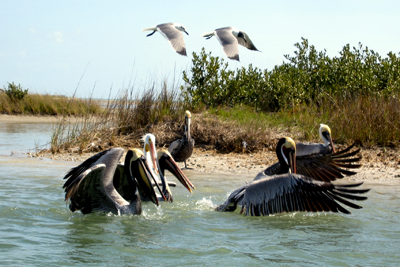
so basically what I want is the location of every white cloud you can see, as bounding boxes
[53,31,64,43]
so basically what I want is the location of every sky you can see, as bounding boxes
[1,0,400,99]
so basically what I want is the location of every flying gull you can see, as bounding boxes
[142,22,189,56]
[201,26,260,61]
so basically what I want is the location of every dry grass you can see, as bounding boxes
[44,87,400,157]
[0,93,101,116]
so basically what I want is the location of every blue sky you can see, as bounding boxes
[1,1,400,99]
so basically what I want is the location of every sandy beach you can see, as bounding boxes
[34,146,400,185]
[2,114,399,185]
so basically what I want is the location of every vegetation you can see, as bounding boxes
[0,86,101,116]
[4,82,29,101]
[16,38,400,154]
[182,38,400,112]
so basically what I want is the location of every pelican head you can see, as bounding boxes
[319,124,336,153]
[278,137,297,174]
[142,133,160,175]
[175,23,189,35]
[157,149,195,192]
[125,148,163,206]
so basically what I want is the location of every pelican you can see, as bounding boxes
[142,22,189,56]
[201,27,260,61]
[62,148,163,215]
[143,134,195,202]
[168,110,195,169]
[216,137,369,216]
[296,123,336,156]
[260,136,361,183]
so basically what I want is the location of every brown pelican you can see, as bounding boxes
[168,110,195,169]
[296,123,336,156]
[142,23,189,56]
[201,27,260,61]
[260,135,361,183]
[143,134,195,202]
[216,137,369,216]
[63,148,163,215]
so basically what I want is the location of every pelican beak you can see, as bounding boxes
[128,152,161,205]
[323,131,336,153]
[289,149,297,174]
[158,151,195,192]
[146,141,159,175]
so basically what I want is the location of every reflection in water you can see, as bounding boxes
[0,123,400,266]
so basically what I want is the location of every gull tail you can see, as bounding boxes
[141,26,157,32]
[201,31,215,39]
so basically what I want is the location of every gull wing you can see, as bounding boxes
[237,31,259,51]
[215,27,240,61]
[157,23,187,56]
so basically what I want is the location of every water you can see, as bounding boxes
[0,121,400,266]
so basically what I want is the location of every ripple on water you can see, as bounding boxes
[0,147,399,266]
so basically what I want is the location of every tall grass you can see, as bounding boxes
[0,93,101,116]
[46,39,400,155]
[49,79,185,154]
[208,94,400,149]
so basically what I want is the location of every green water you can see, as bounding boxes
[0,123,400,266]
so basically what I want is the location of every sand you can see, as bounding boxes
[3,114,399,185]
[34,147,400,185]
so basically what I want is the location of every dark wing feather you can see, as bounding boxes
[63,149,111,190]
[296,144,362,182]
[237,174,368,216]
[65,164,119,213]
[237,31,259,51]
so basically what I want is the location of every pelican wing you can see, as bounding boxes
[63,149,111,190]
[215,27,239,60]
[157,23,187,56]
[63,148,128,214]
[237,31,259,51]
[258,162,282,177]
[239,174,369,216]
[168,139,182,155]
[296,143,362,182]
[65,164,124,214]
[296,142,332,157]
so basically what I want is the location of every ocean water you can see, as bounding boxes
[0,121,399,266]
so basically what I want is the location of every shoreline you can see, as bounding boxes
[33,147,400,185]
[2,114,400,185]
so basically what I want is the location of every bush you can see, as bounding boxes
[4,82,29,101]
[181,39,400,112]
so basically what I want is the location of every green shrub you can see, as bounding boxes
[181,39,400,112]
[4,82,29,101]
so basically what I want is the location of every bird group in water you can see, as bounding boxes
[61,22,370,217]
[62,108,370,217]
[142,22,260,61]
